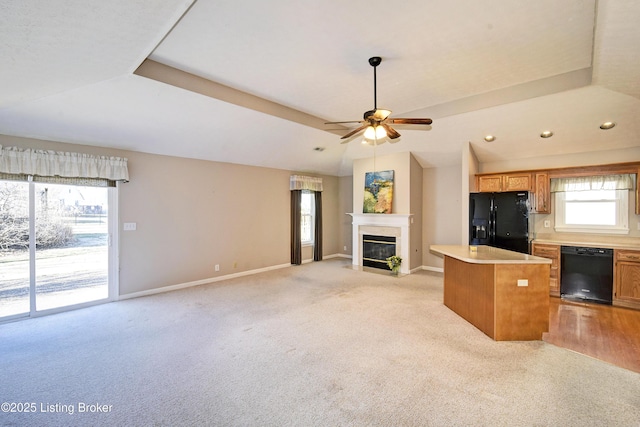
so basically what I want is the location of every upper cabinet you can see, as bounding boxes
[503,173,533,192]
[476,174,504,192]
[533,172,550,214]
[476,172,532,193]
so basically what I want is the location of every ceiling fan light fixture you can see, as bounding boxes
[364,125,387,140]
[540,130,554,138]
[327,57,431,142]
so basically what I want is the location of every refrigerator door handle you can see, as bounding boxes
[490,204,496,241]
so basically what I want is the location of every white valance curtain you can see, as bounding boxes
[550,174,634,192]
[0,145,129,182]
[290,175,323,192]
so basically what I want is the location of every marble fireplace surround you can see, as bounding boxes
[349,213,412,275]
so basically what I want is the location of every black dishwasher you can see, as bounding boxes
[560,246,613,304]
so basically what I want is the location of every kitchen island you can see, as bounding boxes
[430,245,552,341]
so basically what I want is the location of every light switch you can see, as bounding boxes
[517,279,528,287]
[123,222,137,231]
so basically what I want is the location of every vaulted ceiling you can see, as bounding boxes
[1,0,639,176]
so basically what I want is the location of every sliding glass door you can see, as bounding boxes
[0,179,116,320]
[0,181,30,317]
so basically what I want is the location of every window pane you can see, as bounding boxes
[34,183,109,311]
[565,201,616,225]
[300,192,314,243]
[0,181,30,318]
[301,214,312,242]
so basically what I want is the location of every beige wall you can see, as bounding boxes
[409,154,423,270]
[338,175,353,256]
[0,134,342,296]
[352,152,412,214]
[422,165,462,269]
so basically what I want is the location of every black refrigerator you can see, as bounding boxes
[469,191,530,254]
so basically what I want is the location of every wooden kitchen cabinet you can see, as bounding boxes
[477,174,504,192]
[614,249,640,310]
[636,167,640,215]
[503,173,532,192]
[476,172,532,192]
[532,242,560,296]
[533,172,550,214]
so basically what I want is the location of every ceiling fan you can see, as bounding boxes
[326,56,432,144]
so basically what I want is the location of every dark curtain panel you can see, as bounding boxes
[314,191,323,261]
[290,190,302,265]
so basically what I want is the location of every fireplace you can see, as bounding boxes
[348,213,412,275]
[362,234,396,270]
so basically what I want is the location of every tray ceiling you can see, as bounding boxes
[0,0,638,175]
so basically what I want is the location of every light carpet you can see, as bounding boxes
[1,258,639,426]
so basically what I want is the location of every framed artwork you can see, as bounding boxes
[363,170,394,213]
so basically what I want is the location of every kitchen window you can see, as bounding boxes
[552,174,634,235]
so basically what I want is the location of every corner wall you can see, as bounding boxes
[422,165,462,269]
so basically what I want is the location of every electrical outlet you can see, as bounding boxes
[344,246,347,251]
[215,264,220,272]
[517,279,528,287]
[544,220,550,228]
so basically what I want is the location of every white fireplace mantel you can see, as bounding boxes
[348,213,413,274]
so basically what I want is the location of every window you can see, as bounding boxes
[300,191,315,245]
[555,189,629,234]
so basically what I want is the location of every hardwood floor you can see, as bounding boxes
[543,297,640,373]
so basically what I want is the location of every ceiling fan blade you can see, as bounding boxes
[382,124,401,139]
[340,123,369,140]
[387,118,433,125]
[325,120,363,125]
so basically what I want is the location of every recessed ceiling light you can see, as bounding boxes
[600,121,616,130]
[540,131,554,138]
[484,135,496,142]
[313,146,325,152]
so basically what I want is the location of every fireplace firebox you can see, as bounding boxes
[362,234,396,270]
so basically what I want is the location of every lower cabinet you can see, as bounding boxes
[531,243,560,296]
[614,249,640,310]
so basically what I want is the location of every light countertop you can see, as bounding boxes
[430,245,552,265]
[532,238,640,251]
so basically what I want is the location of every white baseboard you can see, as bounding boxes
[118,255,353,301]
[118,256,436,301]
[328,253,352,259]
[118,262,291,301]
